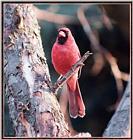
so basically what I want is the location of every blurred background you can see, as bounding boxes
[4,3,130,136]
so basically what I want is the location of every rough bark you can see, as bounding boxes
[103,81,131,137]
[4,4,69,137]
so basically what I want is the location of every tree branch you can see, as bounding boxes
[51,51,92,93]
[4,4,69,137]
[103,81,131,137]
[33,6,78,25]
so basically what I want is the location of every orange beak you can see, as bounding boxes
[58,31,66,38]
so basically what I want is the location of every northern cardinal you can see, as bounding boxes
[51,27,85,118]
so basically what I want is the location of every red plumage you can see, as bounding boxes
[51,27,85,118]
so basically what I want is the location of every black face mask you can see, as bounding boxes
[58,30,68,45]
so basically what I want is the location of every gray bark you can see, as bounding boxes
[4,4,69,137]
[103,81,131,137]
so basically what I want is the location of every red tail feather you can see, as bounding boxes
[67,81,85,118]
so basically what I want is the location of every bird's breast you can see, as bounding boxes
[52,45,80,75]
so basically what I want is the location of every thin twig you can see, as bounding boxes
[77,6,101,51]
[101,7,113,31]
[77,5,105,75]
[51,51,92,93]
[77,5,129,110]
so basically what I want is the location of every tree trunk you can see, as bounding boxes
[4,4,69,137]
[103,81,131,137]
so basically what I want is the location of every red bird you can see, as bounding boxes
[51,27,85,118]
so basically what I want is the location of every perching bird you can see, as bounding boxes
[51,27,85,118]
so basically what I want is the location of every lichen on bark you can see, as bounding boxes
[4,4,69,137]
